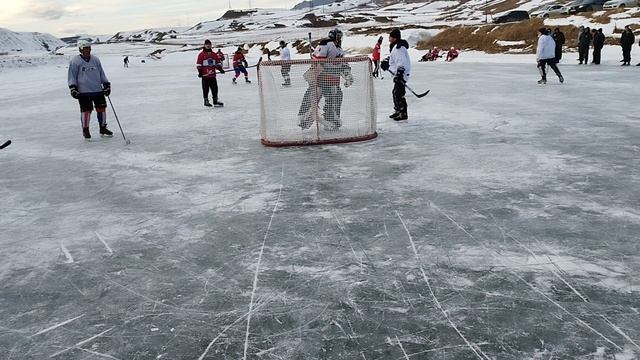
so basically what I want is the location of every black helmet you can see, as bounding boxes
[279,40,286,47]
[328,28,343,42]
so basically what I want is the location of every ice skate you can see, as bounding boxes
[204,99,213,107]
[298,113,312,130]
[393,112,408,121]
[232,78,237,85]
[213,100,224,107]
[537,79,547,84]
[245,78,251,84]
[83,127,91,140]
[558,75,564,84]
[99,125,113,137]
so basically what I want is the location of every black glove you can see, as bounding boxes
[198,73,202,78]
[380,58,390,71]
[394,68,405,84]
[69,85,79,99]
[218,68,225,74]
[102,82,111,96]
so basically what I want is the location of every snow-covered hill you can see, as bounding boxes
[0,28,66,54]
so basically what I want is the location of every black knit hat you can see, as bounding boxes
[390,28,401,39]
[204,39,211,45]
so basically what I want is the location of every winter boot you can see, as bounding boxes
[83,127,91,140]
[232,78,237,85]
[393,112,408,121]
[100,125,113,137]
[213,100,224,107]
[245,78,251,84]
[204,99,213,107]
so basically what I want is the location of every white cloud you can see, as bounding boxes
[0,0,303,36]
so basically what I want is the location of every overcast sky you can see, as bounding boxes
[0,0,301,37]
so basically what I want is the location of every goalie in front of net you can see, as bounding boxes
[297,29,355,131]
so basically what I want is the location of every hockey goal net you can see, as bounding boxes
[258,56,377,146]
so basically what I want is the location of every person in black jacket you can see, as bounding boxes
[578,27,592,64]
[620,26,635,66]
[552,28,565,62]
[592,28,605,65]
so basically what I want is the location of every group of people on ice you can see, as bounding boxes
[67,21,639,140]
[419,47,459,62]
[577,25,637,66]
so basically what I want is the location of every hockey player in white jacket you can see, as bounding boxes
[536,28,564,85]
[381,28,411,121]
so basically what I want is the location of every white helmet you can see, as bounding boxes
[77,39,92,50]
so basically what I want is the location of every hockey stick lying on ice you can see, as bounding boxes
[386,69,430,98]
[0,140,11,149]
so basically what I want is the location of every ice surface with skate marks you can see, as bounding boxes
[0,44,639,359]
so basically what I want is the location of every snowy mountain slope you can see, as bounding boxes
[0,28,66,54]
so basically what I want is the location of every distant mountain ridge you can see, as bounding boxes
[292,0,337,10]
[0,28,66,54]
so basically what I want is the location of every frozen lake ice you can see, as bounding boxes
[1,46,639,359]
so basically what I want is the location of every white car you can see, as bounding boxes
[531,4,566,17]
[603,0,639,8]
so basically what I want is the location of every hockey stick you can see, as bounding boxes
[106,96,131,145]
[0,140,11,149]
[386,69,430,98]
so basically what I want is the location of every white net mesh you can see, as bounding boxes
[258,57,377,146]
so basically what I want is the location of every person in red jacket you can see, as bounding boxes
[446,47,459,62]
[196,39,224,107]
[372,36,383,78]
[232,47,251,84]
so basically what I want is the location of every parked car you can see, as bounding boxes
[568,0,609,12]
[603,0,640,8]
[493,10,530,23]
[560,0,582,13]
[531,4,566,17]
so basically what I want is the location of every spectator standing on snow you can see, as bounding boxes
[196,39,225,107]
[578,27,592,64]
[68,40,113,140]
[232,47,251,84]
[446,47,459,62]
[552,28,565,62]
[372,36,383,78]
[279,40,292,86]
[620,26,635,66]
[123,56,129,68]
[381,28,411,121]
[592,28,605,65]
[536,28,564,85]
